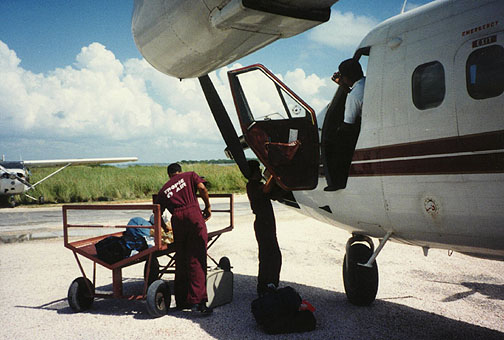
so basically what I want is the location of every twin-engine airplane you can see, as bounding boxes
[132,0,504,305]
[0,157,137,207]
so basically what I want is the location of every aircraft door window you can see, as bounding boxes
[283,94,308,119]
[466,44,504,100]
[412,61,446,110]
[233,70,309,123]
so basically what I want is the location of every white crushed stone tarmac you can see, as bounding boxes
[0,195,503,339]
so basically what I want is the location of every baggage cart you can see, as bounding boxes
[63,193,234,316]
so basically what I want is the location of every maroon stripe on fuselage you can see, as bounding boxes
[350,152,504,176]
[353,130,504,161]
[347,130,504,176]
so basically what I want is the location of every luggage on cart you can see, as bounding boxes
[95,236,129,264]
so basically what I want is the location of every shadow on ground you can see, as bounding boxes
[16,273,504,340]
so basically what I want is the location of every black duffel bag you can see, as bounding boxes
[251,286,316,334]
[95,236,129,264]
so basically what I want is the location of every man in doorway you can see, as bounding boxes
[246,160,282,297]
[155,163,213,314]
[324,58,365,191]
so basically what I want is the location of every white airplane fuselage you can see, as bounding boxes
[295,0,504,260]
[131,0,504,263]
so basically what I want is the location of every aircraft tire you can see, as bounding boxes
[343,243,378,306]
[68,277,94,312]
[146,279,171,317]
[8,196,15,208]
[38,196,45,205]
[144,256,160,287]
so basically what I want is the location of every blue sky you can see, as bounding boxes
[0,0,433,163]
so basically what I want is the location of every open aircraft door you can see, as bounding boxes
[228,64,319,190]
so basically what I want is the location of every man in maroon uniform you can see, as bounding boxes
[155,163,212,314]
[246,160,282,297]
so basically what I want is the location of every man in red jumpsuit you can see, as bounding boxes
[155,163,212,314]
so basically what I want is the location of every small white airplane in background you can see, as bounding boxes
[0,156,137,207]
[132,0,504,306]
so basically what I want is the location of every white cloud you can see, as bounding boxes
[75,43,124,76]
[284,68,327,97]
[309,10,378,50]
[0,41,334,162]
[0,41,211,142]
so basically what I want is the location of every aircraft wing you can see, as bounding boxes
[22,157,138,168]
[132,0,339,79]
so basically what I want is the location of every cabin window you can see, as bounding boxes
[466,44,504,100]
[412,61,445,110]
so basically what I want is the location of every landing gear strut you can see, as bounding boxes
[343,235,378,306]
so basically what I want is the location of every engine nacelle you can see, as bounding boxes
[132,0,336,79]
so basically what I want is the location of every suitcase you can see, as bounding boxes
[206,267,233,308]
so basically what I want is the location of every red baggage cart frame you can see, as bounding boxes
[63,193,234,305]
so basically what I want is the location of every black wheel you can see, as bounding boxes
[68,277,94,312]
[343,243,378,306]
[144,256,160,287]
[146,280,171,317]
[38,196,45,204]
[218,256,231,271]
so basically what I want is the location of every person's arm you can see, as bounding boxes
[197,182,212,221]
[262,175,286,201]
[263,175,274,194]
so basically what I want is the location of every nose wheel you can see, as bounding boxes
[343,236,379,306]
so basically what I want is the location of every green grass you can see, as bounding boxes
[19,163,247,205]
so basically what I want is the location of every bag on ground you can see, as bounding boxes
[251,286,316,334]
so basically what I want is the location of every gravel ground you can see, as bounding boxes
[0,195,503,340]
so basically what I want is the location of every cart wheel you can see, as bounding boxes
[218,256,231,272]
[68,277,94,312]
[144,256,160,287]
[146,280,171,317]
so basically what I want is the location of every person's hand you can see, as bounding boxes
[332,71,350,93]
[331,71,342,84]
[202,207,212,221]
